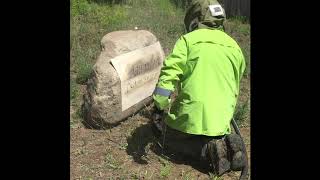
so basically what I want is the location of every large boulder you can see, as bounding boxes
[83,30,165,129]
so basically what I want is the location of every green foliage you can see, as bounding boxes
[158,156,172,178]
[70,79,79,100]
[234,99,249,125]
[71,0,90,17]
[104,154,121,169]
[75,55,92,84]
[229,16,249,23]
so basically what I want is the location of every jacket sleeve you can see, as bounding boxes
[153,36,188,110]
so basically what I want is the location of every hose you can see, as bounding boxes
[231,118,249,180]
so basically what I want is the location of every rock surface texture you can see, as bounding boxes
[83,30,165,128]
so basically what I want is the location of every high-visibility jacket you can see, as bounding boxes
[153,28,246,136]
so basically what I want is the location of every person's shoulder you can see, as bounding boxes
[182,28,209,40]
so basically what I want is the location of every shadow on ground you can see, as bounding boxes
[126,121,211,174]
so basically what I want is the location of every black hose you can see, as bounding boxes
[231,118,249,180]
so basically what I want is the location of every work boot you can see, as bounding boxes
[225,134,246,171]
[207,138,231,176]
[231,151,245,171]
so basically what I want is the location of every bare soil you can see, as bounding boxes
[70,109,250,180]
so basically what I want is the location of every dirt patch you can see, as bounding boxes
[71,110,250,179]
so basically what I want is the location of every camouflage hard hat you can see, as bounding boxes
[184,0,226,32]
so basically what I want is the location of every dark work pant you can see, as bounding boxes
[155,121,223,160]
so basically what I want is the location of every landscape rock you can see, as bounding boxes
[83,30,164,128]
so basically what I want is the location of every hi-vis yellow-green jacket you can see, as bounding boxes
[153,28,246,136]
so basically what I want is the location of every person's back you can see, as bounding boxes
[163,28,245,136]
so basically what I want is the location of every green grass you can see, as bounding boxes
[70,0,186,104]
[104,154,121,169]
[208,172,223,180]
[75,55,93,84]
[70,79,79,100]
[160,164,172,178]
[234,99,250,125]
[181,170,193,180]
[224,19,251,77]
[229,16,250,24]
[71,0,129,85]
[159,157,172,178]
[70,0,251,128]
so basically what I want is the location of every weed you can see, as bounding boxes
[75,55,93,84]
[209,172,222,180]
[158,156,172,178]
[70,79,79,100]
[181,170,193,180]
[70,119,78,129]
[160,164,172,178]
[130,173,139,180]
[104,154,121,169]
[234,99,249,125]
[229,16,249,23]
[71,0,90,17]
[119,142,128,150]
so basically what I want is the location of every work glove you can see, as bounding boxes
[152,92,171,137]
[152,108,164,121]
[151,107,164,137]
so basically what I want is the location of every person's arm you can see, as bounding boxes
[153,36,188,110]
